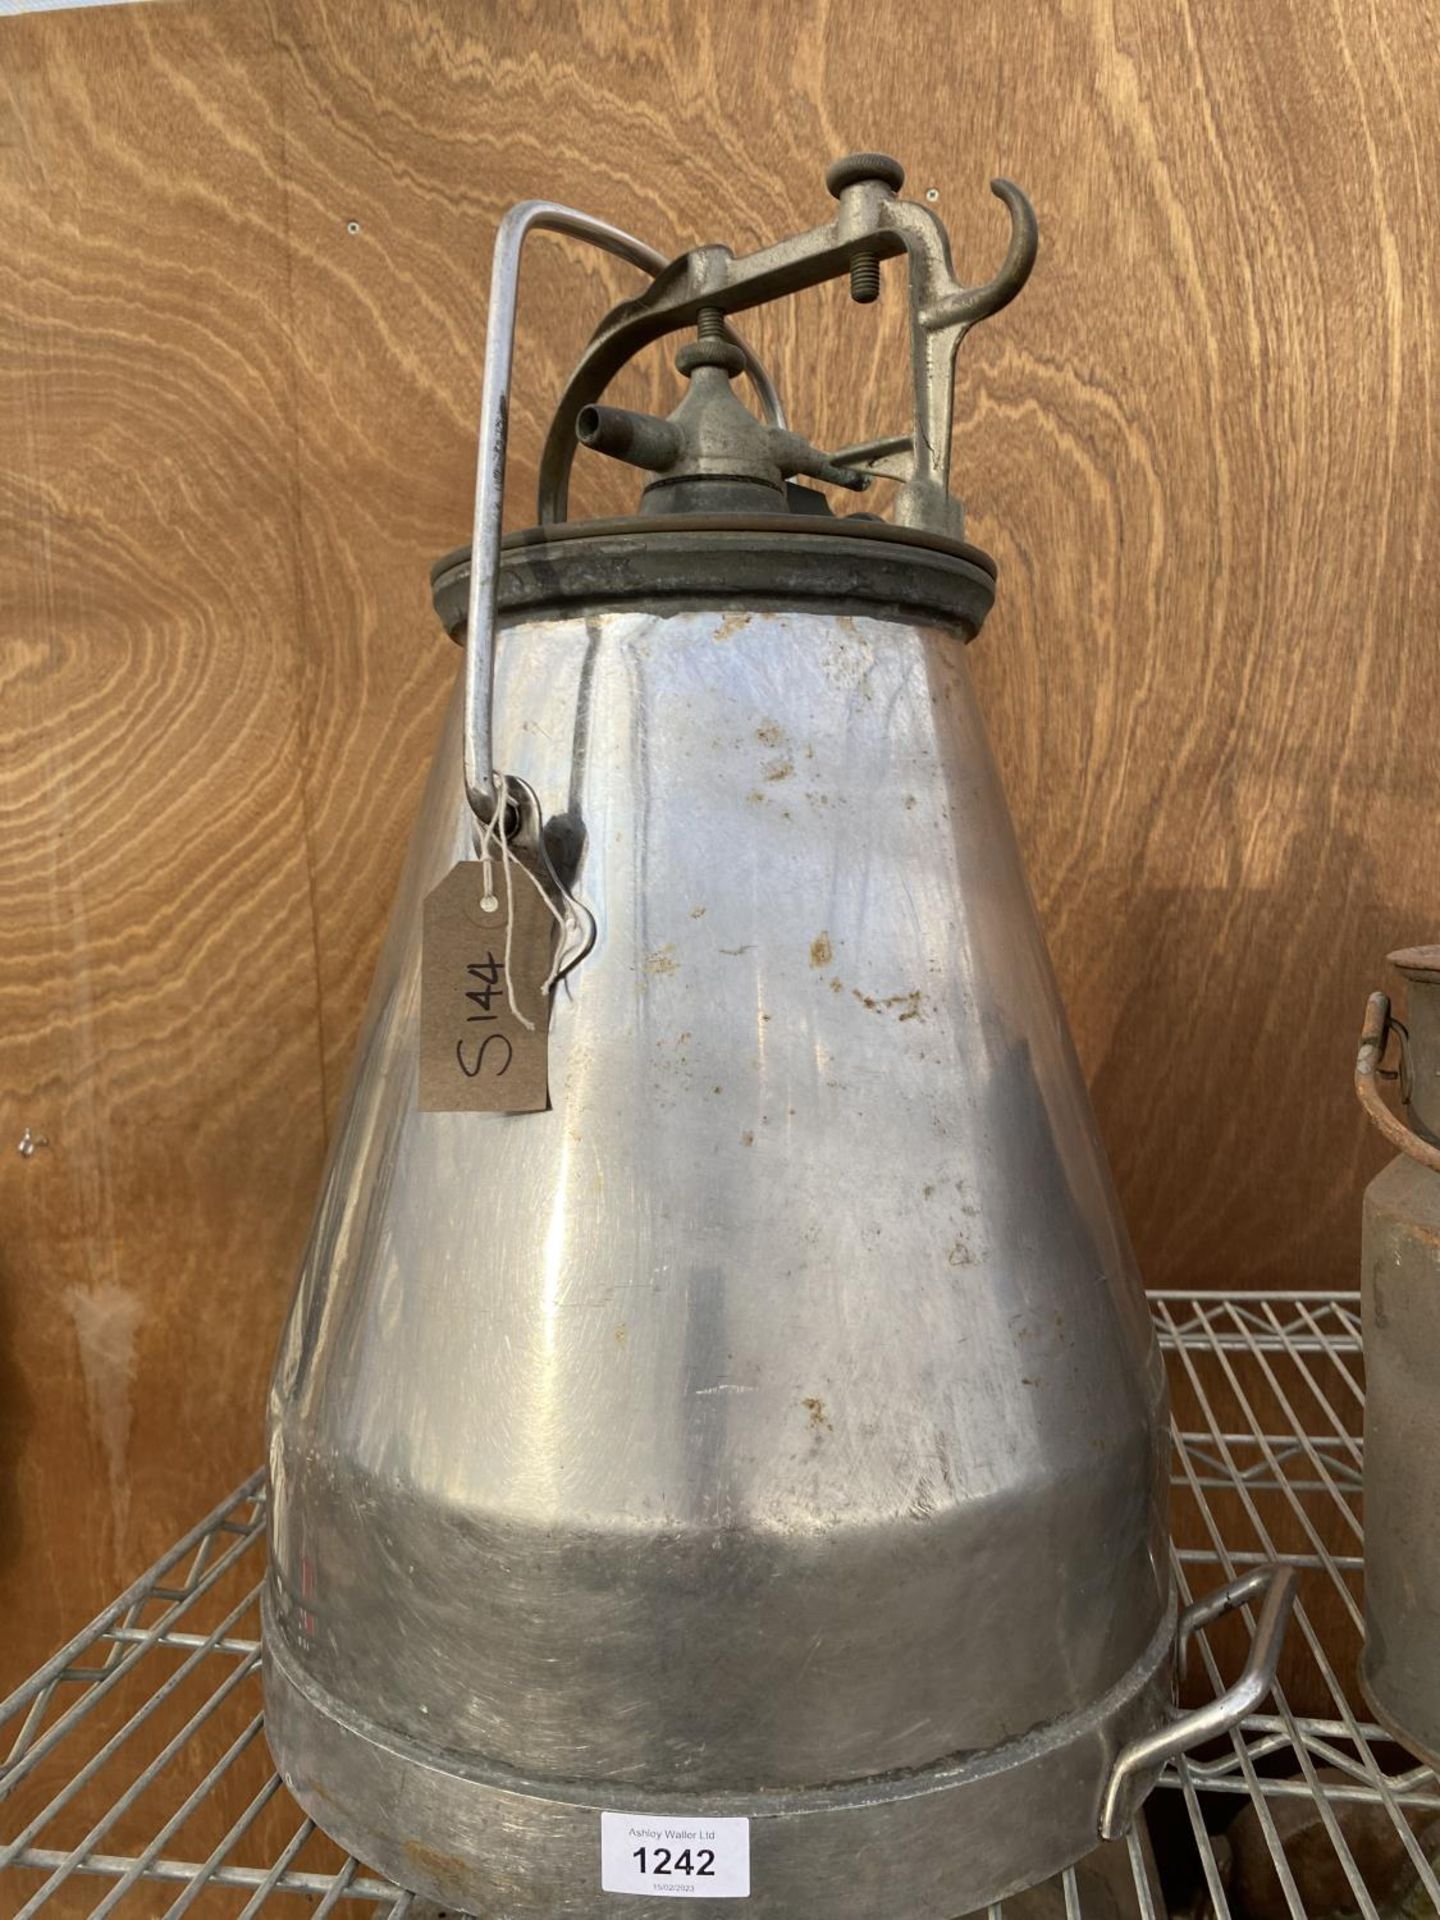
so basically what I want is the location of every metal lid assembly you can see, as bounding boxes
[531,150,1037,541]
[445,152,1039,831]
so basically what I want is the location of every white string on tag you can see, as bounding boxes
[472,778,569,1030]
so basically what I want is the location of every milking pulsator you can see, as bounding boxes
[262,151,1296,1917]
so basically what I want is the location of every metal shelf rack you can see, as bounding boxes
[1,1289,1434,1917]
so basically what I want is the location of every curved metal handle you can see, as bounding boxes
[1356,990,1440,1173]
[1098,1562,1298,1840]
[461,200,782,827]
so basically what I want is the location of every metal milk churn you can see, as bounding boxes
[263,152,1296,1917]
[1356,948,1440,1766]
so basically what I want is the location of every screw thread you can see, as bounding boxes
[696,306,726,340]
[848,252,881,304]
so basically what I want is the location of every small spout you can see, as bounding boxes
[576,404,682,474]
[769,430,871,493]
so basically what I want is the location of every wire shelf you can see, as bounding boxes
[1,1290,1432,1917]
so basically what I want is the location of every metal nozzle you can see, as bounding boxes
[575,404,683,474]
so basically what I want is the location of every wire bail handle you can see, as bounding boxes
[461,202,780,831]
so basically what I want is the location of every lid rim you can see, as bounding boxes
[430,512,997,585]
[430,515,999,645]
[1390,945,1440,983]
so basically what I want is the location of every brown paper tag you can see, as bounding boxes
[419,858,555,1113]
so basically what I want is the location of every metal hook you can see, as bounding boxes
[936,179,1040,328]
[877,177,1039,533]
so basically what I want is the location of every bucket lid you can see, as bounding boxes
[1390,945,1440,985]
[429,513,998,645]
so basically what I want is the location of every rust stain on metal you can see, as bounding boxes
[853,987,925,1020]
[810,932,833,967]
[802,1395,832,1431]
[644,945,679,977]
[403,1837,475,1887]
[756,721,784,746]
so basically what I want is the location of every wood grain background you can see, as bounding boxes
[2,0,1436,1703]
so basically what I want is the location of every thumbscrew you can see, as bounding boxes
[825,151,906,305]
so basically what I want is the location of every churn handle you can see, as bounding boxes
[1356,990,1440,1174]
[1098,1562,1299,1840]
[461,201,780,829]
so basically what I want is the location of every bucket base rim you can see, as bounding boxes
[1359,1653,1440,1774]
[262,1588,1176,1919]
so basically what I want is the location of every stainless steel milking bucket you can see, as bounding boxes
[1357,948,1440,1766]
[263,152,1296,1917]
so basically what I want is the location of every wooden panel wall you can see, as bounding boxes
[2,0,1437,1689]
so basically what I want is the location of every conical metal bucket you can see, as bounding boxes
[263,152,1295,1918]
